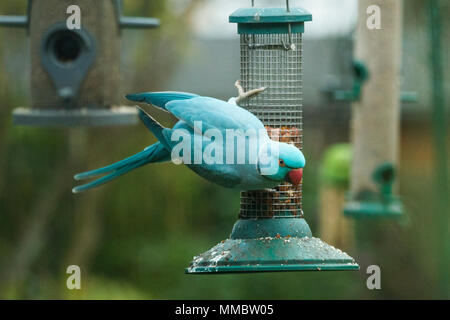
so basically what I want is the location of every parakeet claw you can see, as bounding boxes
[234,80,266,104]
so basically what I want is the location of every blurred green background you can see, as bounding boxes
[0,0,448,299]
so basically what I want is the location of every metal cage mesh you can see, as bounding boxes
[239,33,303,218]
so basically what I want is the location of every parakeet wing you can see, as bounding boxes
[165,97,266,136]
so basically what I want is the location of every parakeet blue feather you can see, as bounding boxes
[73,91,306,193]
[72,142,169,193]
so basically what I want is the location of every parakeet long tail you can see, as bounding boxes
[72,142,169,193]
[72,92,198,194]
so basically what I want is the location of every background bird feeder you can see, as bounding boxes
[343,0,403,218]
[0,0,159,127]
[186,2,358,273]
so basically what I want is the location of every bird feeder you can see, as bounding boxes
[186,2,358,273]
[0,0,159,127]
[343,0,403,218]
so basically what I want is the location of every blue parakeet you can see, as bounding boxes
[73,83,305,193]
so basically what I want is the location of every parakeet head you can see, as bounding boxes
[258,141,305,186]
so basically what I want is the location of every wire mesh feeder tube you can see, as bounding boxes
[186,6,358,274]
[240,32,303,219]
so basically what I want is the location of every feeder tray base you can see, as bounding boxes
[186,236,359,274]
[12,106,138,127]
[343,198,403,218]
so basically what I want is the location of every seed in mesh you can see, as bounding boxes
[240,126,303,218]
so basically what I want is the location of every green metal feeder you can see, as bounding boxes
[186,2,358,274]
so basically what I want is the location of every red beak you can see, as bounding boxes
[287,168,303,187]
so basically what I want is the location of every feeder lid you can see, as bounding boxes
[229,7,312,34]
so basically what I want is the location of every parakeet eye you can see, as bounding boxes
[279,159,286,167]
